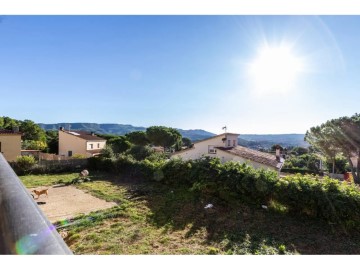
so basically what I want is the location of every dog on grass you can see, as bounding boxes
[32,188,49,199]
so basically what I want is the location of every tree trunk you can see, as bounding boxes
[347,155,360,184]
[357,150,360,184]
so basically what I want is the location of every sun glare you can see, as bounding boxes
[249,45,303,95]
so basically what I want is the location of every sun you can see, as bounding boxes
[249,45,303,94]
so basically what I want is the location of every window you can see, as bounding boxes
[233,140,236,147]
[90,144,93,149]
[68,151,72,157]
[227,140,231,147]
[208,145,217,154]
[97,143,100,148]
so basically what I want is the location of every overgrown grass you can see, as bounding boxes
[20,173,79,188]
[20,172,360,254]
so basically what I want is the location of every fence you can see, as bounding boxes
[0,153,72,254]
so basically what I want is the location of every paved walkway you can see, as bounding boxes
[29,185,117,223]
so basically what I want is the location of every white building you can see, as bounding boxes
[172,133,284,172]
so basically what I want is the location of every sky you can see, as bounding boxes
[2,10,360,134]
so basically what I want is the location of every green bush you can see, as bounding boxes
[84,154,360,229]
[13,155,37,175]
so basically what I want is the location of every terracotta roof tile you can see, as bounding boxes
[0,129,22,135]
[216,146,283,168]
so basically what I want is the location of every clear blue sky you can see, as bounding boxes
[1,15,360,134]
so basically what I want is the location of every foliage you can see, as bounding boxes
[22,140,47,150]
[182,137,192,147]
[125,145,155,161]
[100,145,115,159]
[146,126,182,150]
[0,117,47,147]
[20,119,47,142]
[305,113,360,183]
[283,153,323,173]
[13,155,37,174]
[325,154,350,174]
[107,136,132,154]
[126,131,149,146]
[0,116,20,130]
[45,130,58,154]
[290,146,309,156]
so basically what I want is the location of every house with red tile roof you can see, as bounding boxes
[0,129,22,161]
[58,127,106,157]
[171,133,284,172]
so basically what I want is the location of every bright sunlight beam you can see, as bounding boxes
[249,45,304,95]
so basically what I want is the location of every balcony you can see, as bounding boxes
[0,153,72,254]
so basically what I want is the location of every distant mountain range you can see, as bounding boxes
[38,123,308,149]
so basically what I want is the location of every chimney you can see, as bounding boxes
[59,127,64,131]
[276,148,281,161]
[91,132,95,136]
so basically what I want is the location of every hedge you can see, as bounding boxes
[82,155,360,229]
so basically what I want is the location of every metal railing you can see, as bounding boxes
[0,153,72,254]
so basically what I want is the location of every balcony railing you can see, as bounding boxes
[0,153,72,254]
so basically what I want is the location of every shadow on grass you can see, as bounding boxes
[86,172,360,254]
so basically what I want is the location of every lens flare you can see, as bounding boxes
[15,225,56,255]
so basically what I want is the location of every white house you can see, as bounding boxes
[172,133,284,172]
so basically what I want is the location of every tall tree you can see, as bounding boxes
[126,131,149,146]
[107,136,132,154]
[20,119,47,142]
[305,114,360,183]
[146,126,182,151]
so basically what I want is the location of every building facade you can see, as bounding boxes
[58,128,106,157]
[172,133,284,172]
[0,130,22,162]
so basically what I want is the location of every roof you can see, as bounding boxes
[61,130,106,141]
[172,133,240,155]
[216,146,283,169]
[0,129,22,135]
[86,149,103,155]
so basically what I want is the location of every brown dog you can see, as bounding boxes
[32,188,49,199]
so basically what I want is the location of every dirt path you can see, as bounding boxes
[29,185,117,223]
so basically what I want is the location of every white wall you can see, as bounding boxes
[86,141,106,151]
[172,134,276,171]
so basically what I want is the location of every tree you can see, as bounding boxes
[305,113,360,183]
[182,137,192,147]
[20,119,47,142]
[0,116,20,130]
[290,146,309,156]
[45,130,58,153]
[146,126,182,151]
[107,136,132,154]
[126,131,149,146]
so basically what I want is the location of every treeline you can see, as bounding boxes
[0,116,58,152]
[99,126,192,158]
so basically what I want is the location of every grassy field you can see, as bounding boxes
[20,173,360,255]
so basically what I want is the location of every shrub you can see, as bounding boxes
[125,145,154,161]
[13,155,37,175]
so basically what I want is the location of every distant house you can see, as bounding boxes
[58,127,106,157]
[0,129,22,162]
[172,133,284,172]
